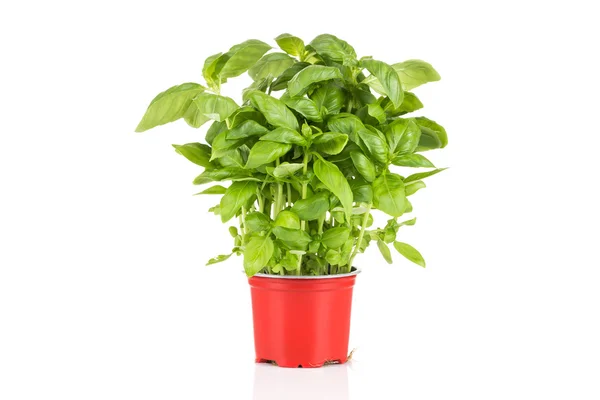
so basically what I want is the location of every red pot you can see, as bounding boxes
[248,269,359,368]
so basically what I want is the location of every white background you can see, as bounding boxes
[1,0,599,398]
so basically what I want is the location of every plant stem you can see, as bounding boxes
[348,203,372,268]
[286,183,292,208]
[274,159,283,217]
[239,206,247,246]
[318,215,325,235]
[296,152,311,276]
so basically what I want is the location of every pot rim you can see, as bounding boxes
[250,267,361,280]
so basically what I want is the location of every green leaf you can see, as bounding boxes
[248,91,299,131]
[273,162,304,178]
[210,131,245,161]
[281,95,323,122]
[245,212,271,232]
[393,241,426,267]
[367,103,386,124]
[183,102,211,128]
[400,217,417,227]
[291,191,330,221]
[312,132,348,155]
[206,121,228,145]
[244,235,275,276]
[350,151,376,182]
[193,92,239,122]
[172,143,212,167]
[287,65,343,97]
[392,154,435,168]
[350,178,373,203]
[358,127,389,164]
[193,168,251,185]
[415,117,448,151]
[405,180,426,196]
[327,113,365,144]
[274,211,301,229]
[321,227,350,249]
[194,185,227,195]
[314,158,353,222]
[361,58,403,107]
[392,60,441,91]
[377,239,393,264]
[242,77,272,102]
[404,168,447,183]
[311,84,345,115]
[309,34,357,64]
[202,53,225,90]
[272,226,312,250]
[373,173,406,217]
[226,120,268,140]
[249,52,295,81]
[220,181,258,222]
[245,141,292,169]
[206,253,233,265]
[135,83,205,132]
[271,62,310,91]
[259,127,306,145]
[382,92,423,116]
[275,33,305,57]
[230,106,266,128]
[325,249,342,265]
[386,118,421,156]
[219,39,272,79]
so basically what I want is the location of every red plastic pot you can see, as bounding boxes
[248,269,359,368]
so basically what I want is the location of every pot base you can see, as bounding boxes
[255,357,347,368]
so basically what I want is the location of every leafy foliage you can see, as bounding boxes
[136,34,447,276]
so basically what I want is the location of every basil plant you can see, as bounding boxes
[136,34,447,277]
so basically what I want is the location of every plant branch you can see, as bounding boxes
[348,203,372,268]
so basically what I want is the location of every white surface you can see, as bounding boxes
[1,0,599,398]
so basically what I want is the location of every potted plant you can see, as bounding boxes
[135,33,447,367]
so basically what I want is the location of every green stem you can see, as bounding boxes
[274,159,283,217]
[296,152,311,276]
[257,189,264,213]
[286,183,292,208]
[318,215,325,235]
[239,206,247,246]
[348,203,372,268]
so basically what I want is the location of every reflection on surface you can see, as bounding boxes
[253,362,350,400]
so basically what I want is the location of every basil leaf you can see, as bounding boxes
[392,154,435,168]
[220,181,258,222]
[245,212,271,233]
[404,168,447,183]
[272,162,304,178]
[274,211,301,229]
[314,158,353,222]
[358,126,388,164]
[386,118,421,156]
[361,58,403,108]
[271,62,310,91]
[373,173,406,217]
[202,53,225,90]
[272,226,312,250]
[382,92,423,117]
[193,92,239,122]
[172,143,212,168]
[230,106,266,128]
[135,83,205,132]
[287,65,343,97]
[392,60,441,91]
[259,127,306,145]
[244,235,274,276]
[327,113,365,144]
[226,120,268,140]
[311,84,345,115]
[415,117,448,150]
[245,141,292,169]
[405,180,426,196]
[206,253,233,266]
[367,103,386,124]
[248,91,299,131]
[219,39,272,79]
[321,227,350,249]
[242,77,272,102]
[312,132,348,155]
[281,95,323,122]
[193,168,251,185]
[275,33,305,57]
[393,241,426,267]
[309,34,357,64]
[291,191,330,221]
[205,121,228,145]
[350,178,373,203]
[249,52,295,81]
[210,131,245,161]
[377,239,393,264]
[350,151,376,182]
[194,185,227,195]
